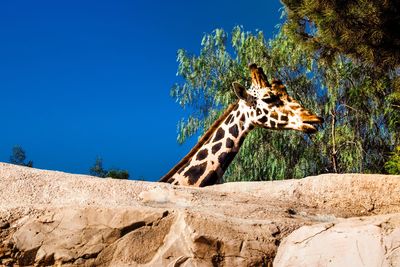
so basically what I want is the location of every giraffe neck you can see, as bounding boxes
[166,102,254,187]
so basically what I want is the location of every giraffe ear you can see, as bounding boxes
[232,82,249,101]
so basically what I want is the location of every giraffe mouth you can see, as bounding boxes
[301,116,324,134]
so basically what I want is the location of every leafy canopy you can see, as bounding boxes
[89,157,129,179]
[385,146,400,174]
[281,0,400,71]
[172,24,396,180]
[9,145,33,168]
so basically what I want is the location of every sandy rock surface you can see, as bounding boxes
[274,213,400,267]
[0,162,399,266]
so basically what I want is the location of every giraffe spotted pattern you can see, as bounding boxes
[160,64,323,187]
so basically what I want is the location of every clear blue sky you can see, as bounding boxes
[0,0,282,181]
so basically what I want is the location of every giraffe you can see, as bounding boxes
[160,64,323,187]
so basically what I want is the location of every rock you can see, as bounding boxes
[0,162,399,266]
[12,207,172,266]
[274,213,400,267]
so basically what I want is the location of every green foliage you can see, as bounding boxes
[9,145,33,167]
[280,0,400,171]
[89,157,108,177]
[386,81,400,142]
[281,0,400,71]
[319,57,394,173]
[89,157,129,179]
[385,146,400,174]
[107,169,129,179]
[172,24,396,181]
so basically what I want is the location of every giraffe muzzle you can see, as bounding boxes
[302,116,324,124]
[301,115,324,133]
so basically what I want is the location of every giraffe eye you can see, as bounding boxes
[262,94,279,104]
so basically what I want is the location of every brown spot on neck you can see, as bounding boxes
[159,101,239,183]
[218,151,237,171]
[196,149,208,161]
[184,162,207,185]
[229,124,239,138]
[271,111,279,120]
[212,142,222,154]
[199,171,219,187]
[213,128,225,142]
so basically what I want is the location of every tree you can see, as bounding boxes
[171,25,395,181]
[107,169,129,179]
[9,145,33,167]
[281,0,400,72]
[89,157,107,178]
[385,146,400,174]
[89,157,130,179]
[280,0,400,169]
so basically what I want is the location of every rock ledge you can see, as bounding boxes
[0,163,399,266]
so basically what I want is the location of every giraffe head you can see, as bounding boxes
[233,64,323,133]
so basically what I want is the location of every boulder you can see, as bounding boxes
[274,213,400,267]
[0,162,399,266]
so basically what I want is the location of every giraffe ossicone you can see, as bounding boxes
[160,64,323,187]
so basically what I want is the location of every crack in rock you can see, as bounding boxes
[293,223,335,244]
